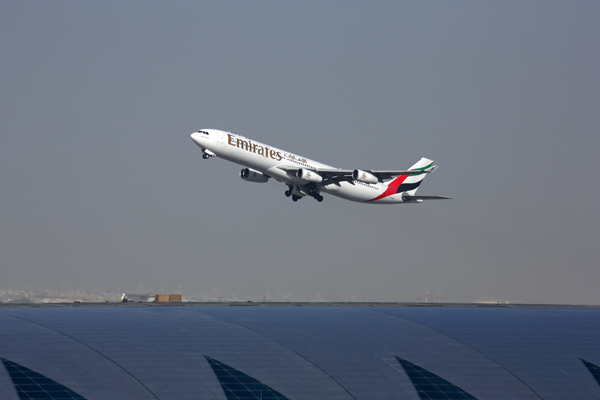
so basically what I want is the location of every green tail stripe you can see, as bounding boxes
[402,162,433,175]
[413,162,433,171]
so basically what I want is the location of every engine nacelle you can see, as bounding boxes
[352,169,378,184]
[296,168,323,183]
[240,168,269,183]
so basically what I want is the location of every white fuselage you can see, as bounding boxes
[191,129,410,204]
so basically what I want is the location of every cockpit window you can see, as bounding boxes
[199,130,209,135]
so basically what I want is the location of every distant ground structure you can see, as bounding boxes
[154,294,182,302]
[120,294,183,302]
[1,303,600,399]
[474,295,501,304]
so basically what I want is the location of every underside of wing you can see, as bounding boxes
[367,165,438,181]
[277,165,438,184]
[315,166,438,183]
[313,169,354,184]
[277,166,355,184]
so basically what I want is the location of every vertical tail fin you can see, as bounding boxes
[380,157,435,198]
[407,157,435,172]
[367,158,439,202]
[401,157,435,195]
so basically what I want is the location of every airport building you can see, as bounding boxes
[1,304,599,399]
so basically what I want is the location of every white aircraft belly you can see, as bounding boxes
[333,181,386,203]
[218,145,401,203]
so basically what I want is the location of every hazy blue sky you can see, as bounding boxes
[1,2,599,303]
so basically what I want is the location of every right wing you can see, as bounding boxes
[277,163,438,184]
[311,165,438,184]
[277,166,354,184]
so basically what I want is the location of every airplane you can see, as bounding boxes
[191,129,450,204]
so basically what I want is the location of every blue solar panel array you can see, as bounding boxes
[583,360,600,388]
[205,356,289,400]
[0,305,599,400]
[1,358,87,400]
[395,356,477,400]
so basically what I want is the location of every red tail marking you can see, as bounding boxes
[367,174,409,202]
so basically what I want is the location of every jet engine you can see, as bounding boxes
[296,168,323,183]
[240,168,269,183]
[352,169,378,184]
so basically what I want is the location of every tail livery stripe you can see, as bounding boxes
[367,174,410,201]
[367,160,432,202]
[394,181,423,193]
[413,161,434,172]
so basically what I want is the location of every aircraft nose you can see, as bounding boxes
[190,132,202,145]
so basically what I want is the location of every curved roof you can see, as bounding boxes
[0,305,599,399]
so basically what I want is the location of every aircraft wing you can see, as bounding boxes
[312,169,354,183]
[319,166,438,181]
[277,166,354,184]
[365,165,439,181]
[278,166,438,184]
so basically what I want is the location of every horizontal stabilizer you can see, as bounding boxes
[402,195,452,201]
